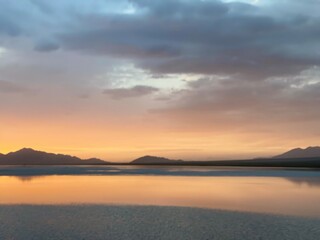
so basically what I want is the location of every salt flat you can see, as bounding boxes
[0,205,319,240]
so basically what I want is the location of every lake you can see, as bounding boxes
[1,165,320,217]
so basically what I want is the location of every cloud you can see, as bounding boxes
[153,72,320,135]
[1,0,320,159]
[0,80,29,94]
[103,85,159,99]
[53,0,320,80]
[0,9,22,36]
[1,0,320,80]
[34,40,60,52]
[29,0,54,15]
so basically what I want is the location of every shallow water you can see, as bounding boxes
[1,166,320,217]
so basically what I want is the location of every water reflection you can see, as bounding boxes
[1,173,320,217]
[285,177,320,187]
[1,165,320,187]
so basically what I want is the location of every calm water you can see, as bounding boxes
[1,166,320,217]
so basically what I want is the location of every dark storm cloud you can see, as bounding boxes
[55,0,320,80]
[103,85,159,99]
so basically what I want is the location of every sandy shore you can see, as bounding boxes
[0,205,319,240]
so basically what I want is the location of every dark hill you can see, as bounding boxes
[273,146,320,159]
[131,155,183,164]
[0,148,108,165]
[130,153,320,168]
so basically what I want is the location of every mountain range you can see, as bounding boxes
[273,146,320,159]
[0,146,320,166]
[0,148,108,165]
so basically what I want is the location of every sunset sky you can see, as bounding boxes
[1,0,320,161]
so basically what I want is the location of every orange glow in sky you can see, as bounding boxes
[1,0,319,161]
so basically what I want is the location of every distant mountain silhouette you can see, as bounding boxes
[273,146,320,159]
[130,153,320,168]
[1,147,320,167]
[131,155,183,164]
[0,148,108,165]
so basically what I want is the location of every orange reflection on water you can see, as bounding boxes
[1,175,320,217]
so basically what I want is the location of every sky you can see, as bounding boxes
[1,0,320,161]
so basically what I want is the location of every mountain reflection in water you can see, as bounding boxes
[1,166,320,217]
